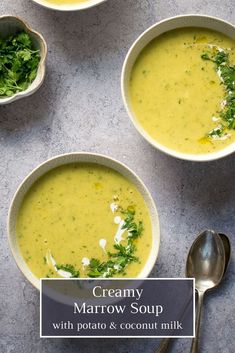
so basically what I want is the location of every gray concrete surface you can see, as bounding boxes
[0,0,234,352]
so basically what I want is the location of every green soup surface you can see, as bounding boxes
[17,163,152,279]
[129,28,235,154]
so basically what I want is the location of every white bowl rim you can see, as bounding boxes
[31,0,107,11]
[121,14,235,162]
[8,152,160,290]
[0,15,47,104]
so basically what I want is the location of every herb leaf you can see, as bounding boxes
[56,264,80,278]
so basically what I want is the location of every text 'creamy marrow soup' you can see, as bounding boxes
[16,163,152,279]
[129,28,235,154]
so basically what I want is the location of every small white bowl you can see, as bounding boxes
[0,15,47,105]
[121,15,235,162]
[32,0,106,11]
[8,152,160,290]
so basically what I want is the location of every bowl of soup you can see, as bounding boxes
[31,0,106,11]
[8,153,160,289]
[122,15,235,161]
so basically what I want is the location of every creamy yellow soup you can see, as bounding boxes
[129,28,235,154]
[17,163,152,279]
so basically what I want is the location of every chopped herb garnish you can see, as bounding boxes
[201,49,235,139]
[56,264,80,278]
[208,125,225,138]
[87,241,138,278]
[87,208,143,278]
[0,31,40,97]
[121,207,144,240]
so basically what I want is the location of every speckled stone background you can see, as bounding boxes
[0,0,234,352]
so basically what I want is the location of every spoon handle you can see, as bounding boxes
[155,338,172,353]
[190,291,204,353]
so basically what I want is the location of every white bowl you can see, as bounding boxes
[121,15,235,162]
[0,15,47,105]
[8,152,160,290]
[32,0,106,11]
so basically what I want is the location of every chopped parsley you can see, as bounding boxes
[208,126,225,139]
[0,31,40,97]
[201,49,235,139]
[56,264,80,278]
[121,207,143,240]
[88,207,143,278]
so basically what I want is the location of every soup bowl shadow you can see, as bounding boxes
[121,14,235,162]
[7,152,160,290]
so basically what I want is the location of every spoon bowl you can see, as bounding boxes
[186,230,225,292]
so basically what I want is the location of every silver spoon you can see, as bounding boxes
[187,229,225,353]
[156,231,229,353]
